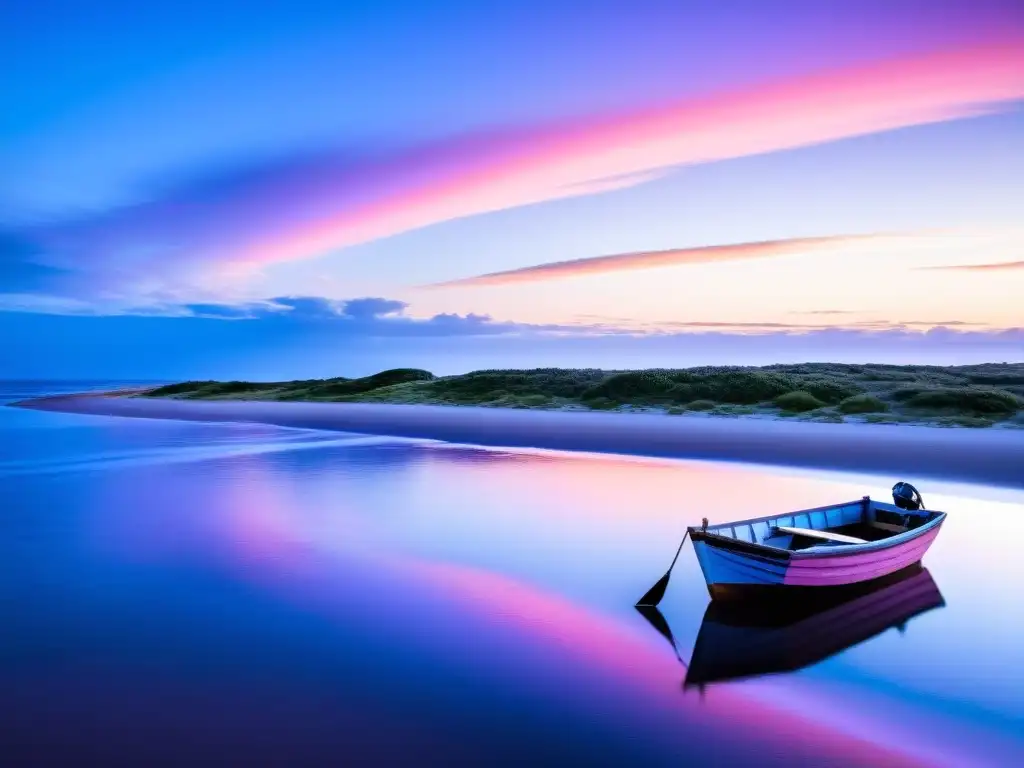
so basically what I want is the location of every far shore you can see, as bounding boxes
[13,391,1024,491]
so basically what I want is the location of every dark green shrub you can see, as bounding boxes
[147,381,213,396]
[775,391,826,412]
[190,380,279,397]
[967,373,1024,386]
[308,381,362,396]
[362,368,434,388]
[685,399,716,411]
[714,404,756,415]
[518,394,550,407]
[667,370,800,404]
[859,369,920,382]
[901,387,1021,415]
[432,368,606,402]
[796,377,863,404]
[766,363,860,377]
[890,386,926,401]
[932,416,997,428]
[309,368,433,397]
[838,394,889,414]
[582,371,676,402]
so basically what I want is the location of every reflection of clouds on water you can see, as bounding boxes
[6,393,1024,765]
[0,433,408,477]
[840,490,1024,722]
[680,566,946,689]
[640,565,1024,767]
[120,493,941,766]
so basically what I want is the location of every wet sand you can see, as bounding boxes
[13,391,1024,490]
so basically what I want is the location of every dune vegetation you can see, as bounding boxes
[144,363,1024,428]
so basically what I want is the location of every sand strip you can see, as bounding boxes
[13,393,1024,490]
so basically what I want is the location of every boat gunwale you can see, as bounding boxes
[689,531,793,560]
[793,512,944,558]
[688,497,946,559]
[688,497,872,532]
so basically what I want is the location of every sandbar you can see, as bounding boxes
[12,391,1024,490]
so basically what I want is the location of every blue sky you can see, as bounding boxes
[2,1,1022,377]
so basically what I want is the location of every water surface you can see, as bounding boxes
[2,382,1022,766]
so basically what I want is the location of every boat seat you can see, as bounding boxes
[870,521,908,534]
[772,526,868,545]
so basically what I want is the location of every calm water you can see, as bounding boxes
[2,382,1023,767]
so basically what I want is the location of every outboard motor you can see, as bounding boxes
[892,481,925,511]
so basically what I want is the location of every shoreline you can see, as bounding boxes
[12,391,1024,490]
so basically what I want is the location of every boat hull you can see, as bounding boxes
[691,515,944,601]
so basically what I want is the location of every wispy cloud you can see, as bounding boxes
[920,260,1024,272]
[179,295,582,338]
[6,39,1024,307]
[245,40,1023,271]
[0,291,545,341]
[791,309,858,316]
[5,309,1021,380]
[627,319,992,334]
[426,234,887,287]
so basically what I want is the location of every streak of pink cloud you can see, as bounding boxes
[923,259,1024,271]
[426,234,885,287]
[244,40,1024,268]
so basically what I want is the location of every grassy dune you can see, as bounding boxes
[144,363,1024,428]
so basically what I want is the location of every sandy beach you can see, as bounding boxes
[13,391,1024,490]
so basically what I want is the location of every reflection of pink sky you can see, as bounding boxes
[180,459,1011,766]
[205,527,922,764]
[741,673,1024,767]
[418,447,864,528]
[94,447,1024,764]
[402,558,1024,767]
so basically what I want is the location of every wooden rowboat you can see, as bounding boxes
[690,494,945,601]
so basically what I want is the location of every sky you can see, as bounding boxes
[2,0,1023,378]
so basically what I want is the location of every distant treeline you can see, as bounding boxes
[146,363,1024,428]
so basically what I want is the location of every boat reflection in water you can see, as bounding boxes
[637,563,945,690]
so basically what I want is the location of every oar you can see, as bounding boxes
[635,604,685,665]
[635,529,690,607]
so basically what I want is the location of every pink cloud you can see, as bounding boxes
[18,38,1024,304]
[426,234,884,287]
[922,260,1024,271]
[246,40,1024,268]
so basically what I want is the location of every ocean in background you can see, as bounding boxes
[2,381,1023,766]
